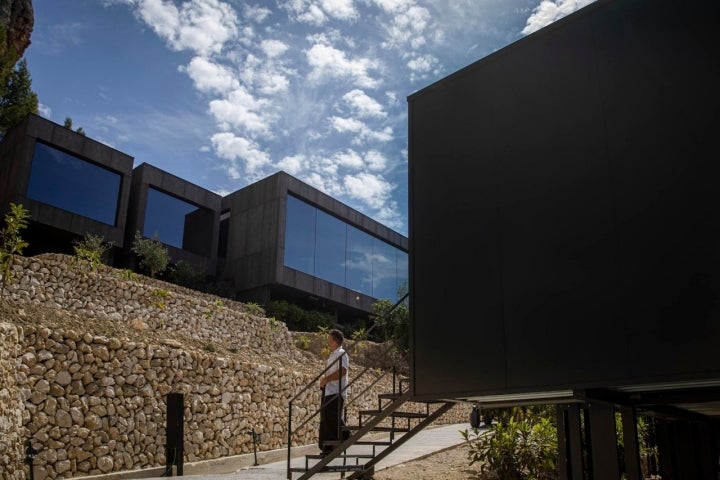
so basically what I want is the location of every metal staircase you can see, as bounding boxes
[285,294,456,480]
[287,375,455,480]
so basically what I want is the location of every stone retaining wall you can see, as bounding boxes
[1,322,24,480]
[0,254,469,479]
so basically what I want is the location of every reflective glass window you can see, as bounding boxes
[284,195,316,274]
[144,187,213,255]
[283,194,408,301]
[372,238,398,301]
[397,251,409,295]
[346,225,373,296]
[315,210,347,286]
[27,142,121,225]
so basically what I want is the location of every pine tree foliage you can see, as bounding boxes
[0,58,38,134]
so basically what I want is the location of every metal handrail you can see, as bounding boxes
[286,292,409,479]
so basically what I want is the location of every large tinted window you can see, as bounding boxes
[284,194,407,300]
[284,195,316,273]
[27,142,121,226]
[144,187,214,256]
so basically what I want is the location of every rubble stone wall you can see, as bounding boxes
[1,322,24,480]
[0,254,469,479]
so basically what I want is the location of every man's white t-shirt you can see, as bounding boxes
[325,346,349,399]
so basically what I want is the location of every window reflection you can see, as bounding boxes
[285,195,316,273]
[27,142,121,226]
[346,225,373,296]
[144,187,213,256]
[315,210,346,286]
[283,194,407,301]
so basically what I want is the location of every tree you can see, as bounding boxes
[72,233,114,271]
[131,231,169,278]
[0,202,30,296]
[0,58,37,134]
[63,116,86,136]
[370,281,409,354]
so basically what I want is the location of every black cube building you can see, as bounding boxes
[409,0,720,477]
[0,114,133,257]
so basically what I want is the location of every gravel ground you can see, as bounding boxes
[373,444,484,480]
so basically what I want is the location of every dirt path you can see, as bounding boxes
[373,444,484,480]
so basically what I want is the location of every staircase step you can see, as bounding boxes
[289,464,366,473]
[355,440,392,446]
[377,392,403,400]
[306,454,375,460]
[359,409,428,419]
[345,425,410,433]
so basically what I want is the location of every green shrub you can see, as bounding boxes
[72,233,114,271]
[0,202,29,295]
[167,260,205,289]
[131,231,169,278]
[264,299,334,332]
[295,334,311,350]
[462,407,558,480]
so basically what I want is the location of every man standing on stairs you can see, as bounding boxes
[318,328,350,456]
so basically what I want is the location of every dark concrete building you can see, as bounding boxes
[221,171,408,320]
[409,0,719,478]
[0,113,133,258]
[125,162,222,275]
[0,115,407,318]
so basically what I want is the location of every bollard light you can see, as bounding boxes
[25,439,38,480]
[247,428,260,466]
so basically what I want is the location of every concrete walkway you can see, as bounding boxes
[122,423,470,480]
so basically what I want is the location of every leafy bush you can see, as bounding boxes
[462,407,558,480]
[167,260,205,289]
[370,284,409,354]
[264,299,334,332]
[131,231,169,278]
[72,233,114,271]
[0,202,29,295]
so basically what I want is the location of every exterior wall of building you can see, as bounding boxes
[222,172,408,315]
[409,0,720,400]
[125,163,222,275]
[0,114,133,249]
[1,116,408,316]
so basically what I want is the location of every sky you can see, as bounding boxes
[23,0,595,236]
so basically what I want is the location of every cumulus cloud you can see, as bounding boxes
[211,132,271,174]
[134,0,238,56]
[244,4,272,23]
[330,116,393,144]
[319,0,358,20]
[182,56,239,93]
[261,39,289,58]
[343,89,386,118]
[276,154,306,175]
[209,87,273,137]
[522,0,596,35]
[306,43,380,88]
[343,172,393,209]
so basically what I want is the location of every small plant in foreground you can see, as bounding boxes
[0,203,30,296]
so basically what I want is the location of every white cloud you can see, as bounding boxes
[276,154,305,175]
[209,87,273,137]
[134,0,238,56]
[364,150,387,171]
[334,149,364,169]
[261,39,289,58]
[343,172,393,209]
[38,103,52,119]
[383,4,432,49]
[370,0,414,13]
[320,0,358,20]
[211,132,271,174]
[182,56,238,93]
[343,89,386,118]
[306,43,380,88]
[244,4,272,23]
[522,0,596,35]
[330,116,393,144]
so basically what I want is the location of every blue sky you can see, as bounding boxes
[24,0,595,236]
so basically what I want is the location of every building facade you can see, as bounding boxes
[0,114,407,319]
[409,0,720,477]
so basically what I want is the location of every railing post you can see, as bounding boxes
[287,399,293,480]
